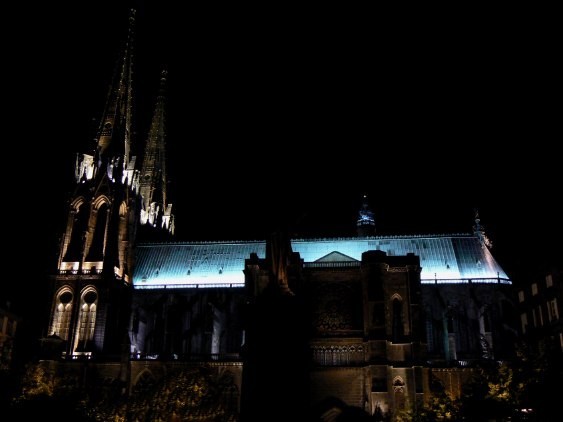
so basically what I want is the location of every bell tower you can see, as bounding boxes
[47,10,140,359]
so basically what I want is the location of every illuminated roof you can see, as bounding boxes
[134,241,265,289]
[291,235,509,283]
[133,234,510,289]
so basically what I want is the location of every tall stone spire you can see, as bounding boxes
[96,9,135,160]
[139,69,174,235]
[74,8,139,189]
[63,9,141,274]
[50,10,140,361]
[357,194,376,237]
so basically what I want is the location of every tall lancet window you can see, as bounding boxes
[64,200,89,262]
[50,288,73,340]
[74,288,98,354]
[86,201,109,262]
[392,297,404,342]
[117,201,129,274]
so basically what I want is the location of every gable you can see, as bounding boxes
[315,251,358,263]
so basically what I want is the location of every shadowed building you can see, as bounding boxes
[515,267,562,351]
[38,9,518,421]
[0,304,20,371]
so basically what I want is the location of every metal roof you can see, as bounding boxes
[291,235,509,282]
[133,241,265,289]
[133,234,510,289]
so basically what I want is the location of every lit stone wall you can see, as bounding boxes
[310,367,366,408]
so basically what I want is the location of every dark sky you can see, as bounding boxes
[7,2,561,295]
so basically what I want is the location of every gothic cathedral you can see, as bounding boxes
[41,10,518,421]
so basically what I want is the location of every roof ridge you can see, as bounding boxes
[136,233,475,246]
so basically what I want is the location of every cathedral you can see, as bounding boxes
[40,10,518,420]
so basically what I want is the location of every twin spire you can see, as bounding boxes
[139,70,175,234]
[75,9,174,236]
[75,9,494,245]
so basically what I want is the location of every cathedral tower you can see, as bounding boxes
[47,10,140,359]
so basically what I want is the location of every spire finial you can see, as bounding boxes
[357,194,376,237]
[128,9,136,40]
[473,208,492,249]
[474,208,481,231]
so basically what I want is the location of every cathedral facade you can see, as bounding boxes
[41,10,518,420]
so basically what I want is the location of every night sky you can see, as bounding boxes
[6,1,561,308]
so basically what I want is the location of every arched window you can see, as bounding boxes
[49,288,73,340]
[393,376,406,410]
[117,201,129,272]
[133,370,156,395]
[74,288,98,354]
[64,200,89,261]
[392,298,404,342]
[86,201,109,261]
[480,305,491,333]
[425,314,434,353]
